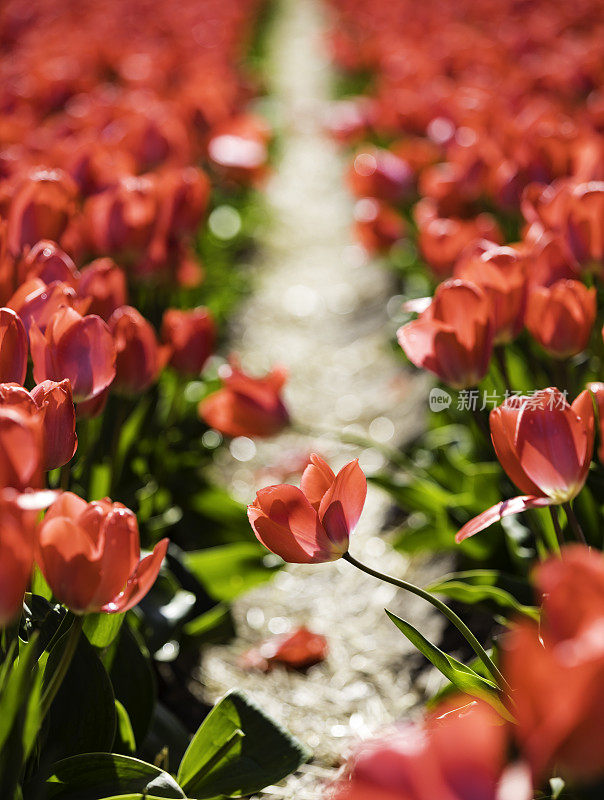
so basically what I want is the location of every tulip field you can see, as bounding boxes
[1,0,604,797]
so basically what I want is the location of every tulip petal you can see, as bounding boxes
[90,507,141,609]
[300,453,335,509]
[490,403,542,496]
[248,504,334,563]
[253,484,334,560]
[37,516,103,612]
[318,459,367,546]
[456,495,553,542]
[101,538,168,613]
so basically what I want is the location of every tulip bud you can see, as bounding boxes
[248,455,367,563]
[7,278,87,334]
[0,307,28,384]
[526,279,596,358]
[108,305,164,395]
[78,258,128,321]
[161,307,215,375]
[199,359,289,438]
[31,379,77,470]
[30,307,116,402]
[562,182,604,269]
[37,492,168,614]
[397,280,494,389]
[417,210,503,278]
[7,168,78,256]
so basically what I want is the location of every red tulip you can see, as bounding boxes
[161,307,215,375]
[0,493,43,625]
[108,305,165,395]
[30,379,77,470]
[457,388,594,541]
[248,454,366,563]
[347,146,413,202]
[332,699,531,800]
[588,381,604,463]
[19,240,79,287]
[397,280,494,389]
[0,307,28,384]
[353,198,406,253]
[78,258,128,321]
[0,405,44,491]
[29,307,116,402]
[7,168,78,257]
[199,359,289,438]
[7,278,87,334]
[525,279,596,358]
[561,182,604,269]
[454,246,526,344]
[207,114,270,185]
[504,546,604,782]
[37,492,168,614]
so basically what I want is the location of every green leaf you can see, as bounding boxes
[0,637,44,797]
[427,571,539,621]
[42,628,116,762]
[385,610,511,719]
[184,543,281,602]
[102,623,156,749]
[177,689,309,797]
[46,753,186,799]
[183,603,235,644]
[114,700,137,755]
[84,613,125,649]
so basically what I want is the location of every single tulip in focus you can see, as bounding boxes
[30,307,116,402]
[454,246,527,344]
[30,379,77,470]
[504,546,604,782]
[248,453,367,563]
[397,279,494,389]
[0,307,28,384]
[332,699,531,800]
[525,279,596,358]
[161,307,216,375]
[108,305,165,395]
[37,492,168,614]
[457,388,594,541]
[199,358,289,438]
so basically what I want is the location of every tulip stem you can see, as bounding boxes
[494,346,513,395]
[343,552,510,693]
[562,502,587,546]
[40,615,83,720]
[548,506,564,550]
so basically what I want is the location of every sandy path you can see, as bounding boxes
[199,0,439,796]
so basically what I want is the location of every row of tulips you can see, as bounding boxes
[0,1,317,798]
[202,0,604,798]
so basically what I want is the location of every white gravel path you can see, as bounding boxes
[198,0,442,796]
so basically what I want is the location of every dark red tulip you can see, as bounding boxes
[0,307,28,384]
[397,280,494,389]
[78,258,128,321]
[30,307,116,402]
[248,454,367,563]
[37,492,168,614]
[108,305,165,395]
[199,359,289,438]
[161,307,215,375]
